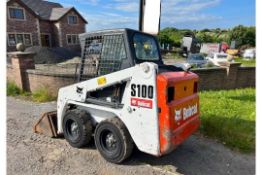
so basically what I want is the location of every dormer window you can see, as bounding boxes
[68,15,78,24]
[9,7,25,20]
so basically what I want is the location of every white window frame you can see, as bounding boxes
[7,33,32,46]
[67,15,78,25]
[8,6,26,21]
[66,34,80,45]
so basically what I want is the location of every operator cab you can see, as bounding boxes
[78,28,182,81]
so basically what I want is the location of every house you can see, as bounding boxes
[6,0,88,52]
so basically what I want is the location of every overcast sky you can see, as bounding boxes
[51,0,255,31]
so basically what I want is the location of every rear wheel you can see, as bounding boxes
[63,110,93,148]
[94,118,134,163]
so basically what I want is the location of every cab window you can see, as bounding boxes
[133,33,159,61]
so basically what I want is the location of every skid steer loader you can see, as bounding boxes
[34,28,200,163]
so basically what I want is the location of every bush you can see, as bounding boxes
[204,62,215,68]
[7,81,22,96]
[32,87,56,102]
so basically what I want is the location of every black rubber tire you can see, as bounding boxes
[94,117,134,164]
[63,110,93,148]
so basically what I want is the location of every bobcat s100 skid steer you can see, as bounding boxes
[34,28,200,163]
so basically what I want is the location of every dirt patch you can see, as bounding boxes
[7,97,255,175]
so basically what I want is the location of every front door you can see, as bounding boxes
[41,34,51,47]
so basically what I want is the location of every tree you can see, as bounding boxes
[157,25,255,49]
[158,27,183,47]
[196,32,214,43]
[158,32,172,44]
[228,25,256,47]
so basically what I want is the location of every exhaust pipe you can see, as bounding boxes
[33,111,58,138]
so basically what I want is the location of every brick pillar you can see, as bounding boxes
[225,62,242,89]
[8,51,36,91]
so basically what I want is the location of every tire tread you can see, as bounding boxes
[63,109,92,148]
[95,117,134,163]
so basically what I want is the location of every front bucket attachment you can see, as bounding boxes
[33,111,58,138]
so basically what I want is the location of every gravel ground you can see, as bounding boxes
[7,97,255,175]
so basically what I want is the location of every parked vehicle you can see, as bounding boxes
[187,54,212,68]
[206,52,229,66]
[181,33,200,57]
[200,43,220,55]
[226,49,239,57]
[200,43,229,55]
[243,48,256,59]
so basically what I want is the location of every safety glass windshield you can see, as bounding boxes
[189,55,204,60]
[217,55,227,59]
[133,33,160,61]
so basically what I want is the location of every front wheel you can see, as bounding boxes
[63,110,93,148]
[94,118,134,164]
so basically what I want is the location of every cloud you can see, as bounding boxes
[72,0,100,6]
[163,0,221,15]
[115,2,138,12]
[80,11,138,31]
[105,2,139,13]
[104,0,222,29]
[60,0,222,30]
[162,13,222,25]
[160,0,222,28]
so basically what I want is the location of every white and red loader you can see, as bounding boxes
[34,28,200,163]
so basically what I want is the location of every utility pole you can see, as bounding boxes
[139,0,145,31]
[138,0,161,35]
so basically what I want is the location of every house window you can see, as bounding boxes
[8,33,32,46]
[72,35,77,44]
[24,34,31,45]
[9,7,25,20]
[16,34,24,44]
[68,15,78,24]
[8,34,16,46]
[67,34,79,45]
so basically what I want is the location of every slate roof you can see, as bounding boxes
[21,0,62,20]
[7,0,87,23]
[49,7,72,21]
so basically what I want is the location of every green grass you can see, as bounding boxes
[7,81,30,96]
[7,81,22,96]
[7,81,56,102]
[234,57,256,67]
[32,88,56,102]
[199,88,255,152]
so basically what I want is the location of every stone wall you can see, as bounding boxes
[192,67,227,90]
[236,67,256,88]
[191,63,255,90]
[7,52,256,97]
[26,71,76,96]
[7,52,35,90]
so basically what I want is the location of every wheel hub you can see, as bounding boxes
[70,122,79,137]
[105,133,117,148]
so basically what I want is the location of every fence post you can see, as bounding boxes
[225,62,242,89]
[7,51,36,91]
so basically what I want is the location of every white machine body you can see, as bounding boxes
[57,62,161,156]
